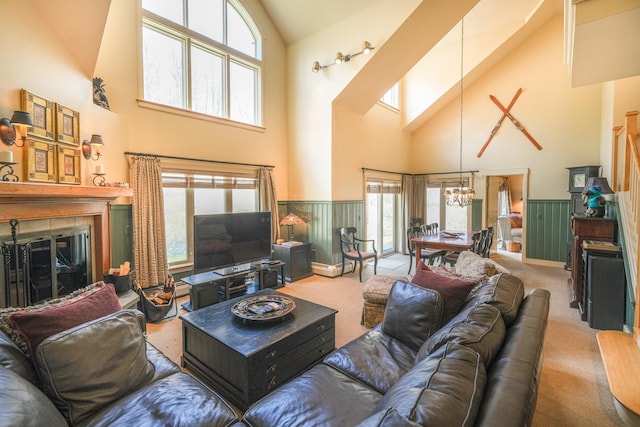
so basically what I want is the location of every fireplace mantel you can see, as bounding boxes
[0,182,134,280]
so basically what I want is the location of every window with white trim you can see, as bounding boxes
[162,170,258,267]
[380,83,399,109]
[141,0,262,125]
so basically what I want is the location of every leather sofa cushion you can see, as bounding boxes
[76,372,240,427]
[417,303,505,367]
[381,280,443,352]
[35,310,155,425]
[0,329,38,385]
[474,289,550,427]
[356,407,422,426]
[242,363,382,427]
[373,342,486,427]
[323,327,418,394]
[0,367,68,427]
[464,273,524,325]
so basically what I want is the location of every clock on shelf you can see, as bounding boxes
[567,166,600,194]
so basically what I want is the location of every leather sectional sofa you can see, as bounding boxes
[242,273,550,426]
[0,272,549,426]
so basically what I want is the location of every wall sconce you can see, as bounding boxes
[312,40,374,73]
[82,134,104,160]
[0,111,34,147]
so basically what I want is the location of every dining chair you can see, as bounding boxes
[407,226,446,274]
[443,231,482,267]
[337,227,378,282]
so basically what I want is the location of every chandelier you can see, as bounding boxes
[445,18,475,208]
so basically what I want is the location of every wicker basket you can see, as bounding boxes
[506,241,521,252]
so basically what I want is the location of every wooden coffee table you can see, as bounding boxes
[180,289,337,410]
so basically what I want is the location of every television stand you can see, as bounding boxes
[214,263,253,276]
[183,260,286,310]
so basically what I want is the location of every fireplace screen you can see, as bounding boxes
[1,226,91,308]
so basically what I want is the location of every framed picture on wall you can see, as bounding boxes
[57,145,81,184]
[55,103,80,146]
[21,89,54,141]
[25,139,56,183]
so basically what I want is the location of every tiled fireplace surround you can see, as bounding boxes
[0,182,133,290]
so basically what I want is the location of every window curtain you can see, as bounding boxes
[402,175,427,227]
[498,177,512,216]
[129,155,168,288]
[258,167,280,241]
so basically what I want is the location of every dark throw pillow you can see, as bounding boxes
[9,283,121,358]
[381,280,443,352]
[34,309,155,425]
[411,261,477,323]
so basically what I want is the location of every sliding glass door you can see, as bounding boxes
[366,179,401,256]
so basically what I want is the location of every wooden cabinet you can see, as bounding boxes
[272,243,313,282]
[569,216,616,311]
[181,290,336,410]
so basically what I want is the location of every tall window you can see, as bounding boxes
[141,0,262,126]
[426,179,469,231]
[366,179,401,255]
[162,171,257,267]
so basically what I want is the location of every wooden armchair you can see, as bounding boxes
[338,227,378,282]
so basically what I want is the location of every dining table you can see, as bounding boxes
[410,230,475,270]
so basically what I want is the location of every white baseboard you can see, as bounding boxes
[312,260,374,278]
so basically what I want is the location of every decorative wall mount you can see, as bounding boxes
[477,88,542,157]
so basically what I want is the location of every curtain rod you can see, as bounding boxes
[362,167,479,176]
[124,151,274,169]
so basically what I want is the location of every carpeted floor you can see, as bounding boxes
[147,251,622,426]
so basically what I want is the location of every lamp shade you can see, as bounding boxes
[90,134,105,146]
[280,213,304,226]
[582,177,613,195]
[11,111,33,126]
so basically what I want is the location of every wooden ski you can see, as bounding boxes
[490,95,542,151]
[477,88,522,157]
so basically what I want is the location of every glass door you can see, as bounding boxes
[366,191,398,256]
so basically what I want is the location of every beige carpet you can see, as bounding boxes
[147,252,622,426]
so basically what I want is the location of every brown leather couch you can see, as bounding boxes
[242,274,550,426]
[0,309,241,427]
[1,273,549,427]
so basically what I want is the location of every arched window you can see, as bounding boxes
[141,0,262,126]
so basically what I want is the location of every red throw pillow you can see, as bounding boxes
[411,261,477,323]
[9,284,121,358]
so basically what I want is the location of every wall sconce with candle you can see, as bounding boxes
[0,150,18,181]
[0,111,34,147]
[82,134,104,161]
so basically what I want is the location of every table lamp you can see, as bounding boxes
[280,213,305,242]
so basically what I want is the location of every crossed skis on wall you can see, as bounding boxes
[477,88,543,158]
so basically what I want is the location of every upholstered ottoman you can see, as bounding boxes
[361,275,410,328]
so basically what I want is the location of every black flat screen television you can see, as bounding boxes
[193,211,272,275]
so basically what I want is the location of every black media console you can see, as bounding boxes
[182,260,286,311]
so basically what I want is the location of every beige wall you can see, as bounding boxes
[285,0,420,201]
[1,1,638,207]
[0,0,289,198]
[411,16,603,201]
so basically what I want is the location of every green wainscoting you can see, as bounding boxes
[278,201,364,266]
[472,199,483,232]
[526,200,571,262]
[110,204,133,270]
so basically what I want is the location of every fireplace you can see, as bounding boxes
[0,182,132,308]
[1,226,91,308]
